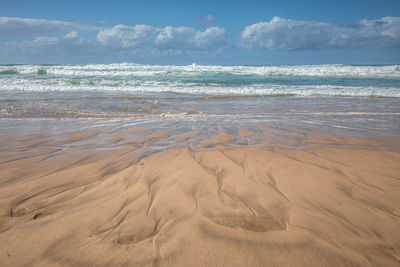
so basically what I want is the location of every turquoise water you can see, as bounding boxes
[0,64,399,96]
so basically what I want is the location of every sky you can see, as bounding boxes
[1,0,400,65]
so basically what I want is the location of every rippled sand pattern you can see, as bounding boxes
[0,123,399,266]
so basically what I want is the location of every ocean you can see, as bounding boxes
[0,63,399,143]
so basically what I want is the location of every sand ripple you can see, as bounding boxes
[0,126,399,266]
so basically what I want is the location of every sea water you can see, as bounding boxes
[0,63,399,141]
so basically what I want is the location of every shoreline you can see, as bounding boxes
[0,123,399,266]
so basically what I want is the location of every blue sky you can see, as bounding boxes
[1,0,400,64]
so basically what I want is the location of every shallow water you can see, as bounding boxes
[0,63,399,142]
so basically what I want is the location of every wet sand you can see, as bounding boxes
[0,123,399,266]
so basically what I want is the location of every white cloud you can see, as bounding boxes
[33,36,59,45]
[96,24,156,49]
[1,31,100,59]
[155,26,226,50]
[64,31,78,39]
[155,26,194,49]
[0,17,97,36]
[190,27,226,50]
[239,16,400,50]
[60,32,94,52]
[97,24,227,51]
[197,15,215,22]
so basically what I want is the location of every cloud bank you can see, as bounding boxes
[97,24,156,49]
[0,17,97,36]
[239,16,400,50]
[1,16,399,63]
[155,26,226,50]
[96,24,227,51]
[0,18,227,63]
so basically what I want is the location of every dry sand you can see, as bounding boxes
[0,126,399,266]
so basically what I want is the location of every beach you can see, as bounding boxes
[0,63,399,266]
[0,119,399,266]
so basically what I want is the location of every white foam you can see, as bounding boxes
[0,63,399,97]
[0,77,398,97]
[1,63,400,77]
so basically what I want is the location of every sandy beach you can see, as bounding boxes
[1,0,400,264]
[0,123,399,266]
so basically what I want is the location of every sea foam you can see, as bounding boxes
[0,63,399,97]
